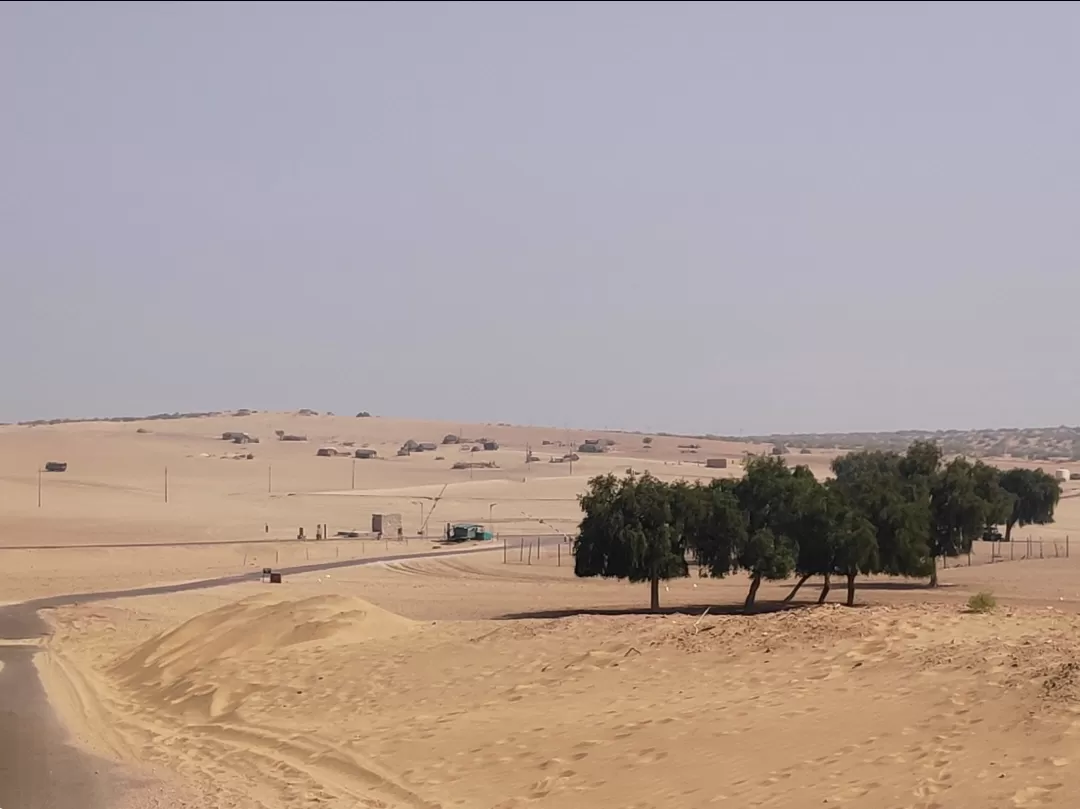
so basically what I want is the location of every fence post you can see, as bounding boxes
[503,536,507,564]
[1010,540,1014,561]
[1068,535,1071,558]
[558,543,561,567]
[537,536,541,559]
[520,538,524,561]
[528,542,533,565]
[1040,539,1044,559]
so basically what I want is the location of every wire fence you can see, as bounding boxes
[500,534,1072,572]
[943,535,1070,568]
[500,534,575,566]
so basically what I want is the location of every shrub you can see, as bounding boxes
[967,591,997,613]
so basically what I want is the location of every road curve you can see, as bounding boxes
[0,538,565,808]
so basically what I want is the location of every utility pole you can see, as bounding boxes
[37,468,42,508]
[268,465,272,494]
[351,459,356,490]
[489,502,496,524]
[164,466,169,503]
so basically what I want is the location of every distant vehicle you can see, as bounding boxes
[982,526,1005,542]
[448,523,494,542]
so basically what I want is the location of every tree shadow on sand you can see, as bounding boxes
[496,601,809,620]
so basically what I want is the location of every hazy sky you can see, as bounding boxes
[3,2,1078,434]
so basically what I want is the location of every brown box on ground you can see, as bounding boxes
[372,513,402,534]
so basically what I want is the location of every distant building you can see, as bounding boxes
[44,461,68,472]
[354,448,377,459]
[483,441,499,451]
[417,442,438,452]
[705,458,728,469]
[1056,468,1071,482]
[372,513,402,535]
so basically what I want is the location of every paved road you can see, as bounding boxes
[0,539,535,809]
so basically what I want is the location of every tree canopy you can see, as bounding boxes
[574,472,690,610]
[998,468,1061,542]
[574,445,1064,610]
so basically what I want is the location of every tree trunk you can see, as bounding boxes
[817,573,831,604]
[783,573,811,603]
[929,557,939,587]
[743,574,762,613]
[845,572,857,607]
[650,575,660,612]
[1005,519,1015,543]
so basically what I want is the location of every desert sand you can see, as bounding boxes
[4,412,1080,808]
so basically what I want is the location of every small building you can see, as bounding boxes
[44,461,68,472]
[705,458,728,469]
[372,513,402,535]
[1056,468,1071,482]
[578,442,605,453]
[354,448,377,459]
[417,442,438,452]
[441,434,460,445]
[482,441,499,451]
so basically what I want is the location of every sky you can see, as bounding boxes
[2,2,1079,435]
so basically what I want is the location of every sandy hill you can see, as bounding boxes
[110,594,415,726]
[0,410,778,549]
[44,579,1080,809]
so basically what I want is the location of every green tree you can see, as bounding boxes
[783,479,878,606]
[971,460,1013,529]
[781,470,832,603]
[998,468,1061,543]
[732,456,799,611]
[686,479,746,583]
[828,486,880,606]
[927,457,988,585]
[831,449,931,580]
[574,472,689,611]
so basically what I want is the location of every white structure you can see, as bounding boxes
[1056,468,1071,482]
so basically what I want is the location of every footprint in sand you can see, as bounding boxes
[1012,784,1064,807]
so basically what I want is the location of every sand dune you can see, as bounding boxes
[8,412,1080,808]
[43,589,1080,809]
